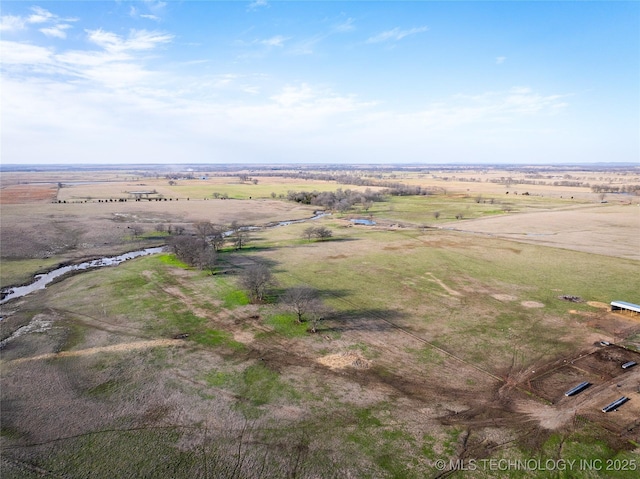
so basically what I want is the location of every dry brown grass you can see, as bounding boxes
[438,203,640,260]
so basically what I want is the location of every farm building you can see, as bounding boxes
[610,301,640,316]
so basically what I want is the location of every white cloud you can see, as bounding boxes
[0,14,26,32]
[496,56,506,64]
[40,24,72,39]
[87,29,173,53]
[260,35,289,47]
[334,18,355,33]
[248,0,269,11]
[0,40,53,65]
[367,26,429,44]
[27,6,55,24]
[1,6,78,38]
[141,14,161,22]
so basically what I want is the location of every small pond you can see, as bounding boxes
[350,218,376,226]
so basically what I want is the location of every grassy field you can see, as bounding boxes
[1,167,639,478]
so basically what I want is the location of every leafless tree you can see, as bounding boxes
[209,225,227,251]
[239,264,276,303]
[195,221,215,240]
[302,227,316,242]
[280,286,331,333]
[433,211,441,220]
[229,221,249,250]
[198,247,218,275]
[301,226,332,242]
[314,226,332,240]
[129,224,144,238]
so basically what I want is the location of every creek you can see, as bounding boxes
[0,211,331,306]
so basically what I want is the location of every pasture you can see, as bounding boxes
[1,166,639,478]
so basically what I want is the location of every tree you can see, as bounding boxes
[303,227,316,242]
[129,224,144,238]
[197,247,217,275]
[433,211,441,220]
[301,226,332,242]
[239,264,276,303]
[195,221,215,241]
[314,226,332,240]
[280,286,331,333]
[229,221,249,250]
[209,225,227,251]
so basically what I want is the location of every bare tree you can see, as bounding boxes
[209,224,227,251]
[128,224,144,238]
[280,286,331,333]
[198,247,218,275]
[302,227,316,242]
[239,264,276,303]
[433,211,441,220]
[195,221,215,241]
[314,226,333,240]
[301,226,333,242]
[229,221,249,250]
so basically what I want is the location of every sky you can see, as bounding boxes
[1,0,638,165]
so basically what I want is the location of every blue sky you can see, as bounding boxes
[1,0,638,165]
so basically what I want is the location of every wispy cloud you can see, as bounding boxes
[334,17,355,33]
[27,6,56,24]
[40,24,72,39]
[131,3,163,22]
[496,56,506,64]
[260,35,289,47]
[367,26,428,44]
[1,6,78,36]
[87,29,173,53]
[0,14,26,32]
[247,0,269,12]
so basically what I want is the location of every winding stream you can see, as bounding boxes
[0,247,165,305]
[0,211,331,306]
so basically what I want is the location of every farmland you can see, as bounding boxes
[1,164,639,478]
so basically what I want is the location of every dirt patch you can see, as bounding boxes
[492,294,518,302]
[5,339,184,365]
[521,301,544,308]
[425,272,462,297]
[588,301,610,309]
[316,351,372,370]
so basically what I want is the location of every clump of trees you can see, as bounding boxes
[167,220,252,273]
[302,226,332,241]
[169,235,217,274]
[286,188,383,212]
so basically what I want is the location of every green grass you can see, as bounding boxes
[222,289,250,308]
[169,180,345,200]
[0,257,62,288]
[192,328,244,349]
[364,194,569,225]
[264,313,309,337]
[157,253,190,268]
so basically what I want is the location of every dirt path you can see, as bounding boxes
[3,339,184,365]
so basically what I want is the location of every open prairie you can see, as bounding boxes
[1,165,639,478]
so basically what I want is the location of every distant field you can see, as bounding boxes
[1,166,639,478]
